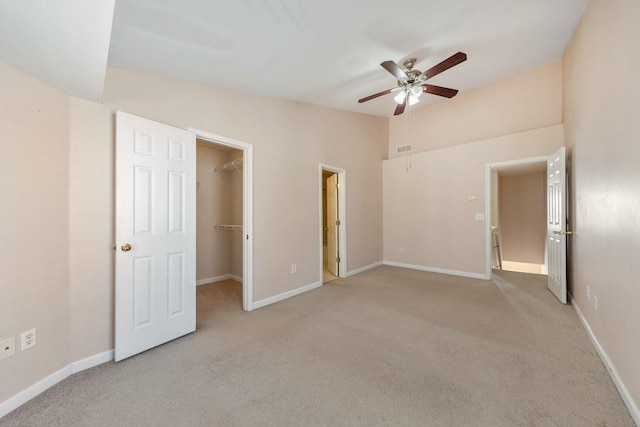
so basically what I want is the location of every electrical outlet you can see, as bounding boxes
[21,328,36,351]
[399,247,404,253]
[291,264,296,274]
[0,337,16,361]
[593,295,598,311]
[586,286,590,301]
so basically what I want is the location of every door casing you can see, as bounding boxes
[484,155,551,280]
[189,127,254,311]
[319,163,347,280]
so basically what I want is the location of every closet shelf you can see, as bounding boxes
[215,224,243,231]
[214,157,243,173]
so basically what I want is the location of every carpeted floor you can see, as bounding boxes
[1,266,634,426]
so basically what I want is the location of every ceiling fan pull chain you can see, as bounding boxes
[404,100,413,173]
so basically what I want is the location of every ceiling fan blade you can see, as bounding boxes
[393,98,407,116]
[381,61,408,81]
[358,87,400,103]
[420,52,467,80]
[423,84,459,98]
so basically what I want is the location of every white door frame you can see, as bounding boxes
[484,155,550,279]
[189,127,254,311]
[319,163,347,280]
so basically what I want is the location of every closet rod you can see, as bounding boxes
[214,157,243,173]
[215,224,243,232]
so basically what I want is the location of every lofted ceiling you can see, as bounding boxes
[2,1,589,116]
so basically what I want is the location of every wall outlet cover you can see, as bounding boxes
[21,328,36,351]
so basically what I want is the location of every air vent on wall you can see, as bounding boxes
[396,143,412,154]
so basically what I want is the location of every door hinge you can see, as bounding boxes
[336,183,340,189]
[336,257,341,263]
[335,220,340,226]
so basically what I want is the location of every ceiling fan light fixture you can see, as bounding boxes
[410,85,424,98]
[394,91,407,104]
[408,94,420,106]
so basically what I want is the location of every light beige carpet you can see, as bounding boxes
[1,267,634,426]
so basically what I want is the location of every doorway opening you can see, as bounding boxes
[319,164,346,283]
[485,156,549,279]
[191,128,254,312]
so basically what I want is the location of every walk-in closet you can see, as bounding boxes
[196,139,244,305]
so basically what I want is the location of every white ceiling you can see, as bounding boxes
[0,0,115,101]
[2,1,588,115]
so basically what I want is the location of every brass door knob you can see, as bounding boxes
[121,243,132,252]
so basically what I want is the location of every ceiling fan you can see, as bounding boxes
[358,52,467,116]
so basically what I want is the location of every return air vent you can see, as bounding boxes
[396,143,412,154]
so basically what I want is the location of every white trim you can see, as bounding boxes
[252,281,323,310]
[346,261,383,277]
[197,275,242,286]
[569,295,640,425]
[484,155,550,279]
[383,261,488,280]
[318,164,347,283]
[188,128,254,312]
[70,350,114,374]
[196,274,233,286]
[0,350,113,419]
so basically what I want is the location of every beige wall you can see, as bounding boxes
[1,63,386,405]
[69,97,114,362]
[0,62,71,403]
[563,0,640,414]
[196,144,232,281]
[385,61,564,277]
[228,150,244,279]
[384,125,563,275]
[388,60,563,158]
[490,170,499,228]
[100,67,387,301]
[498,171,546,265]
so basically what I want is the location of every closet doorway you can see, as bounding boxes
[192,129,254,311]
[319,164,346,283]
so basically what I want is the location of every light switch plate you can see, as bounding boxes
[475,213,485,220]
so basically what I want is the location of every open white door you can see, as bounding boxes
[547,147,568,303]
[326,173,339,276]
[115,111,196,361]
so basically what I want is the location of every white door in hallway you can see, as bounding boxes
[115,111,196,361]
[547,146,568,303]
[326,173,339,276]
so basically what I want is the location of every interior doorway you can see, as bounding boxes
[319,164,346,283]
[486,156,549,278]
[191,128,254,312]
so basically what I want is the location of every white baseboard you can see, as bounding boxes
[346,261,383,277]
[569,294,639,425]
[253,281,322,310]
[382,261,488,280]
[0,349,113,419]
[71,349,114,374]
[197,274,243,286]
